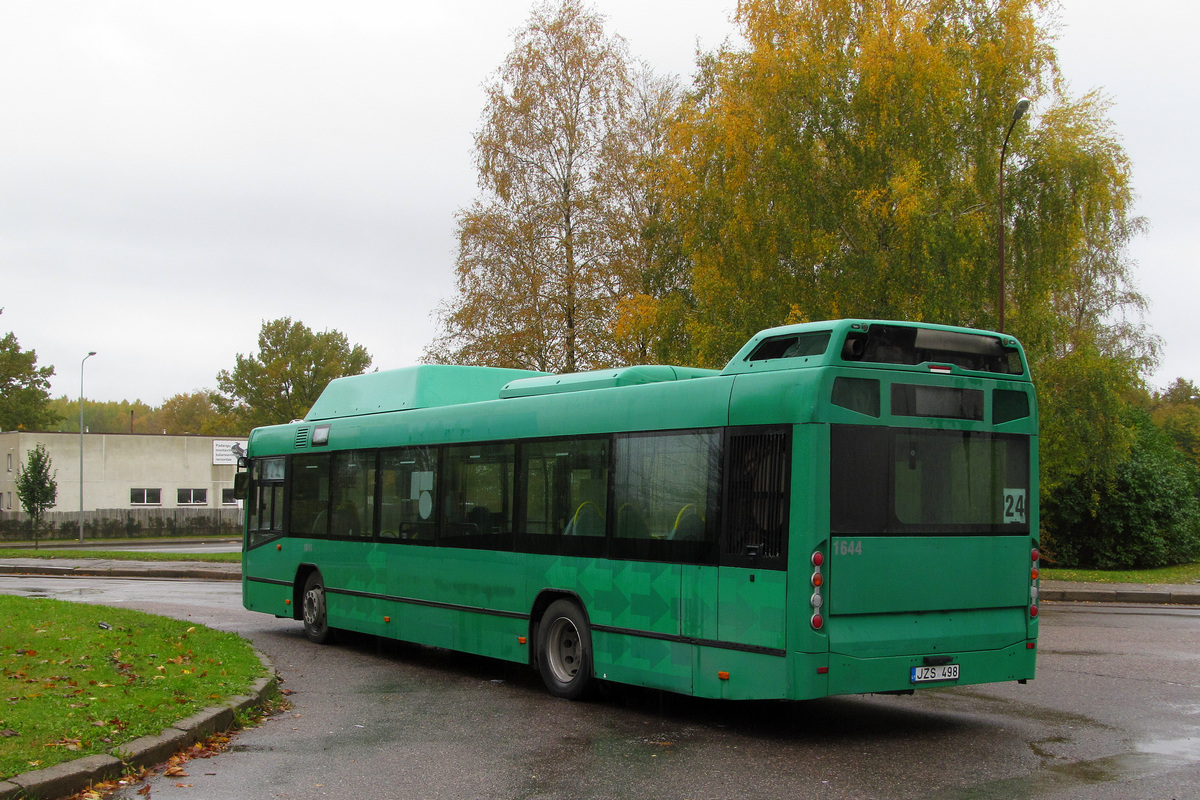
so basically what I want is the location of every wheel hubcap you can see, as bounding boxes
[546,616,580,683]
[304,587,325,629]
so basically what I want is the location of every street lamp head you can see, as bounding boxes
[88,351,96,356]
[1012,97,1031,122]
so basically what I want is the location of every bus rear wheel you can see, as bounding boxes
[302,571,335,644]
[537,599,593,700]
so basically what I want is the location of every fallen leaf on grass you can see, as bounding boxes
[44,738,82,750]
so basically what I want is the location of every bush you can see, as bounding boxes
[1044,410,1200,569]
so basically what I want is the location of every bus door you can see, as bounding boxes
[715,428,791,651]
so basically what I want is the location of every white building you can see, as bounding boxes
[1,431,247,533]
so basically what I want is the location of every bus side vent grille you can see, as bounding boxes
[294,428,310,449]
[723,430,790,559]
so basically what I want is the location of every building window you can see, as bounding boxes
[6,453,11,472]
[221,488,238,505]
[178,488,208,505]
[131,488,162,505]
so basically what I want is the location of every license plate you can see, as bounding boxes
[910,664,960,683]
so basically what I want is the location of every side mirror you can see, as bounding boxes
[233,472,250,501]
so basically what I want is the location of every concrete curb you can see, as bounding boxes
[0,650,276,800]
[0,563,240,581]
[1040,582,1200,606]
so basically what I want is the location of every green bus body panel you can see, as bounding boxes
[829,536,1032,616]
[717,568,786,649]
[829,607,1029,658]
[681,565,719,642]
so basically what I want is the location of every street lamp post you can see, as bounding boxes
[79,351,96,543]
[998,97,1031,334]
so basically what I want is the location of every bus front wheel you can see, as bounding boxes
[302,571,335,644]
[537,599,593,700]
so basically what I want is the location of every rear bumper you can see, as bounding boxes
[822,640,1037,696]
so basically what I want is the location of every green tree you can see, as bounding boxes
[1043,409,1200,569]
[1147,378,1200,469]
[662,0,1148,372]
[213,318,371,429]
[607,66,695,365]
[48,396,160,434]
[428,0,679,372]
[47,392,241,436]
[15,443,58,549]
[159,391,241,436]
[0,311,60,431]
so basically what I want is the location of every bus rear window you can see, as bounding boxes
[892,384,984,420]
[831,425,1030,535]
[841,325,1023,374]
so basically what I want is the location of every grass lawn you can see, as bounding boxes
[1042,561,1200,585]
[0,595,265,779]
[0,549,240,564]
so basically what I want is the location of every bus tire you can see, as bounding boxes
[302,571,335,644]
[537,599,593,700]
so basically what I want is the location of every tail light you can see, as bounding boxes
[1029,546,1040,619]
[810,550,824,629]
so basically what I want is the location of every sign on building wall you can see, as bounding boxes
[212,440,250,466]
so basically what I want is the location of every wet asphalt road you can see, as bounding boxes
[1,576,1197,800]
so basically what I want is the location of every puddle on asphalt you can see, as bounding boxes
[928,733,1200,799]
[1137,735,1200,760]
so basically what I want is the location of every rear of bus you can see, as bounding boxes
[815,322,1038,695]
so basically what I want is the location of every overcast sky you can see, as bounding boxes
[2,0,1195,405]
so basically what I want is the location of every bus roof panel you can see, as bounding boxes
[305,365,547,421]
[499,365,720,399]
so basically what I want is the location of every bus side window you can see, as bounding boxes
[330,451,375,539]
[379,447,439,541]
[290,454,331,537]
[521,439,608,540]
[614,431,719,543]
[442,443,514,549]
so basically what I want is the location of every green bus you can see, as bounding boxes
[240,319,1039,700]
